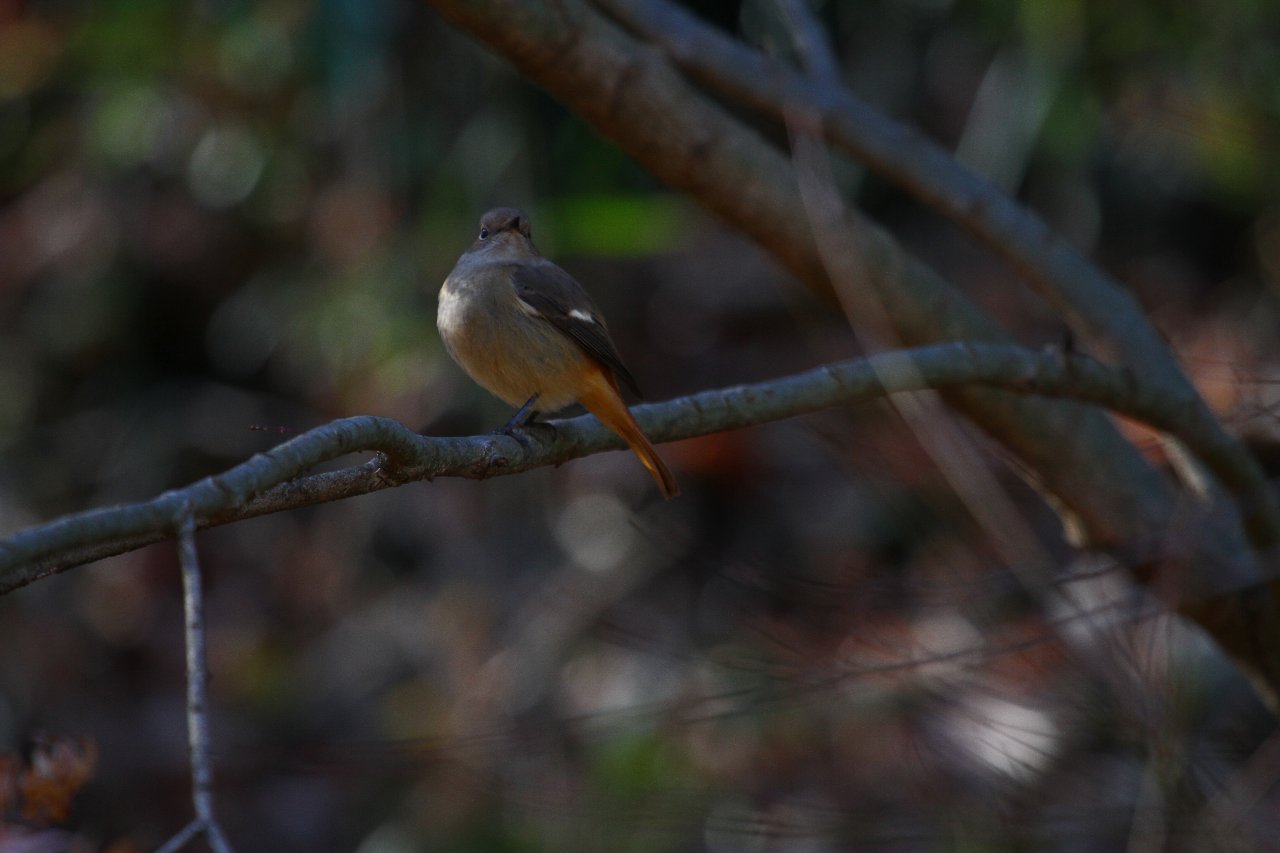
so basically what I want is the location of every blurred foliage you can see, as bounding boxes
[1,0,1280,850]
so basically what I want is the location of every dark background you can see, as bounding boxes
[2,0,1280,849]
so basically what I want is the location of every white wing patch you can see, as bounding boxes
[568,309,596,323]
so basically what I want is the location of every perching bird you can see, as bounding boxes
[437,207,679,499]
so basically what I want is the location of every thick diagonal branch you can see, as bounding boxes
[595,0,1245,527]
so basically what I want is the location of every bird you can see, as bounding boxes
[437,207,679,499]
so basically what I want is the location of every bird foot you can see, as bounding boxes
[492,420,557,448]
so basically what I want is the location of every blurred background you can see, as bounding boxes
[1,0,1280,849]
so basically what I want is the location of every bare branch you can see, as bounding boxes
[592,0,1236,515]
[2,343,1273,598]
[592,0,1178,389]
[154,820,203,853]
[155,514,235,853]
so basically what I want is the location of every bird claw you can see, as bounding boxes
[492,421,557,448]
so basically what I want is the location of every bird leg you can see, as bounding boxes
[493,395,556,447]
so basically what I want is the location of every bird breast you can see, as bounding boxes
[437,262,586,411]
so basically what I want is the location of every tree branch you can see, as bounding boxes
[154,513,234,853]
[593,0,1259,536]
[591,0,1189,401]
[1,343,1272,597]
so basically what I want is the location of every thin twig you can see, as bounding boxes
[776,0,840,88]
[153,512,234,853]
[154,820,202,853]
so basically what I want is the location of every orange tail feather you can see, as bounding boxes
[577,370,680,500]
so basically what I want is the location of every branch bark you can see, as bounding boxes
[595,0,1255,534]
[0,343,1270,598]
[592,0,1181,378]
[154,513,234,853]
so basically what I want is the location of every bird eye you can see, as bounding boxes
[479,227,489,240]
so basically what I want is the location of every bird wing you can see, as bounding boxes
[509,261,643,399]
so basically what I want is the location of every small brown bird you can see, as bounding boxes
[437,207,679,499]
